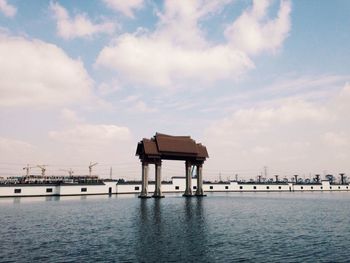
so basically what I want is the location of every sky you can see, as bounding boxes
[0,0,350,181]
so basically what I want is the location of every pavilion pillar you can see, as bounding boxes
[195,163,205,196]
[153,161,164,198]
[138,162,150,198]
[183,161,193,197]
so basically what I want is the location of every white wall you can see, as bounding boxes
[59,185,104,196]
[59,182,119,195]
[1,177,350,197]
[0,181,118,197]
[0,185,59,197]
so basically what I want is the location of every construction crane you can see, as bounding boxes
[339,173,346,185]
[89,162,98,177]
[22,164,36,177]
[37,165,47,177]
[60,168,74,177]
[275,175,279,183]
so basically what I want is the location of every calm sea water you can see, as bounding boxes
[1,192,350,263]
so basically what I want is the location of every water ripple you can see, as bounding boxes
[1,192,350,262]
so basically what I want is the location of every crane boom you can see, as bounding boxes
[89,162,98,177]
[22,164,36,177]
[60,168,74,177]
[37,165,47,176]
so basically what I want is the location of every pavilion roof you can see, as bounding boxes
[136,133,208,161]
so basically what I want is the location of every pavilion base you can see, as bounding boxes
[138,195,152,199]
[152,195,165,198]
[195,194,207,197]
[183,194,195,197]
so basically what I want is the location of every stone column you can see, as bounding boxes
[195,164,205,196]
[183,161,193,197]
[153,161,164,198]
[139,162,150,198]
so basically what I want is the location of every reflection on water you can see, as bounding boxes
[0,196,61,204]
[46,195,60,202]
[136,197,212,262]
[1,192,350,262]
[0,194,122,204]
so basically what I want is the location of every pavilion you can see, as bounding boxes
[136,133,209,198]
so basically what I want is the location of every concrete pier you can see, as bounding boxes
[139,162,151,198]
[183,161,193,197]
[153,162,164,198]
[195,164,205,196]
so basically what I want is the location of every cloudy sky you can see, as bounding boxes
[0,0,350,181]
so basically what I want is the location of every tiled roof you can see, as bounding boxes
[136,133,209,159]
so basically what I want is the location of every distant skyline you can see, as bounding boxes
[1,0,350,180]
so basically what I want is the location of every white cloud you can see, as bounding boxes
[204,83,350,176]
[0,137,33,153]
[267,75,348,93]
[50,2,116,39]
[0,137,35,163]
[0,125,133,176]
[0,34,93,107]
[191,74,349,117]
[234,99,331,126]
[206,98,332,150]
[97,34,253,87]
[251,146,271,155]
[225,0,291,55]
[102,0,144,18]
[49,124,131,144]
[132,100,157,113]
[0,0,16,17]
[322,132,349,147]
[45,112,134,174]
[157,0,233,48]
[60,108,84,123]
[96,0,290,89]
[97,80,121,96]
[118,95,157,113]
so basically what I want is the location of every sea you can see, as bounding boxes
[1,192,350,263]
